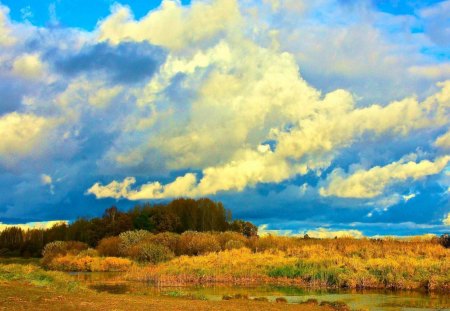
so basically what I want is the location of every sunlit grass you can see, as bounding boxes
[0,263,82,291]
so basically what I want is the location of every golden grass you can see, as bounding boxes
[47,255,133,272]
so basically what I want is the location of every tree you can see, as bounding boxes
[230,220,258,237]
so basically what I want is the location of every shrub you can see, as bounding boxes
[118,230,152,255]
[177,231,221,256]
[147,232,180,253]
[42,241,88,266]
[128,242,174,264]
[215,231,248,250]
[77,248,98,257]
[97,236,121,257]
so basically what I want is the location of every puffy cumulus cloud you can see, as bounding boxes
[12,54,45,79]
[0,113,56,164]
[0,5,15,46]
[91,79,450,200]
[88,174,198,200]
[0,220,67,231]
[87,177,136,199]
[320,156,450,198]
[98,0,240,50]
[305,228,363,239]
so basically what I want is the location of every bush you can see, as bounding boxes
[216,231,248,250]
[147,232,180,253]
[118,230,152,255]
[42,241,88,266]
[128,242,174,264]
[97,236,121,257]
[77,248,98,257]
[177,231,221,256]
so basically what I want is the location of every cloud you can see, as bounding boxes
[0,113,56,165]
[409,64,450,80]
[40,174,52,185]
[98,0,240,50]
[87,177,136,200]
[320,156,450,198]
[444,213,450,226]
[90,80,450,200]
[51,42,166,84]
[419,0,450,47]
[12,53,45,79]
[435,130,450,149]
[0,5,15,46]
[88,85,123,108]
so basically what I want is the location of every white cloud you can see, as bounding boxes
[320,156,450,198]
[87,177,136,199]
[98,0,240,50]
[0,113,56,164]
[12,54,45,79]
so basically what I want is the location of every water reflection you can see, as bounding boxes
[68,272,450,310]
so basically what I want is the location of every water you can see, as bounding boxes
[68,272,450,310]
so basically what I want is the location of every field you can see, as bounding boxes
[1,232,449,310]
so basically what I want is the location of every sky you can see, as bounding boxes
[0,0,449,237]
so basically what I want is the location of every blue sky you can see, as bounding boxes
[0,0,449,237]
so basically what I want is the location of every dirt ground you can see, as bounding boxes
[0,281,336,311]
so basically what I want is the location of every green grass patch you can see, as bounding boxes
[267,261,344,286]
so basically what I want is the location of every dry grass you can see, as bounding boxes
[124,238,449,291]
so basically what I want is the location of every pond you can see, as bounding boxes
[68,272,450,311]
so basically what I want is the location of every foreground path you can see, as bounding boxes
[0,282,334,311]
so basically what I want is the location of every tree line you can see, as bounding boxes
[0,198,257,257]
